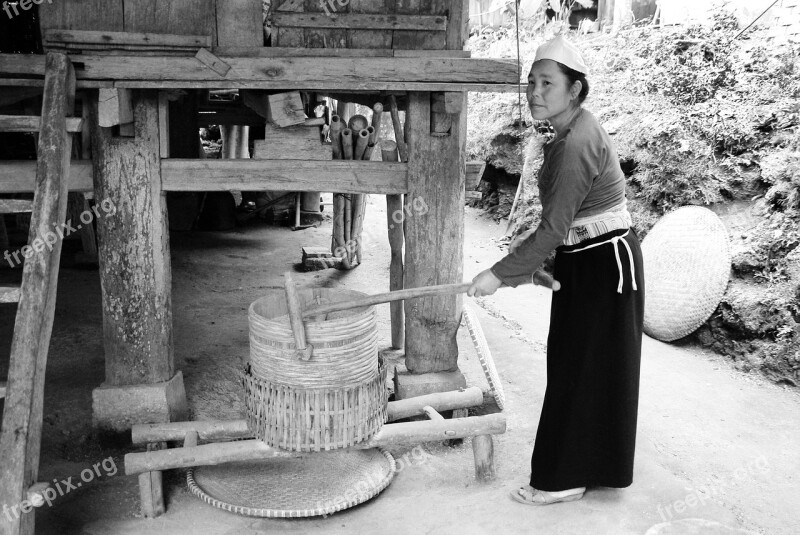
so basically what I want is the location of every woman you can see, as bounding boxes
[468,35,645,505]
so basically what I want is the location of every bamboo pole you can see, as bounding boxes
[341,128,354,160]
[381,139,405,349]
[388,95,408,162]
[354,128,369,161]
[329,114,344,160]
[351,193,367,265]
[283,272,312,360]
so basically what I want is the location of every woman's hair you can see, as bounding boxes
[556,62,590,105]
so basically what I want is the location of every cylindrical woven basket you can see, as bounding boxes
[242,356,388,452]
[249,288,379,388]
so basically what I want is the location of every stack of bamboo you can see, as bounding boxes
[330,102,384,269]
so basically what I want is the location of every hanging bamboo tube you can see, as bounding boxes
[381,139,405,349]
[341,128,354,160]
[354,128,370,161]
[370,103,383,144]
[388,95,409,163]
[329,114,344,160]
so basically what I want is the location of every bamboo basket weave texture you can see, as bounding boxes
[242,357,388,452]
[249,289,379,388]
[246,288,387,451]
[641,206,731,342]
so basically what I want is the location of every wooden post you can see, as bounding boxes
[88,89,186,431]
[403,90,466,373]
[472,434,496,481]
[0,52,74,535]
[138,442,166,518]
[401,0,469,374]
[382,140,405,349]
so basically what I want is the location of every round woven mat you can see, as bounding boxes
[462,305,506,410]
[641,206,731,342]
[187,448,395,518]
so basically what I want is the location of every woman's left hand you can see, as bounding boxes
[468,269,503,297]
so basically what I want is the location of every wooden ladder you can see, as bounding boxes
[0,52,76,535]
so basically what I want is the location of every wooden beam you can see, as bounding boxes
[112,81,524,93]
[60,55,517,84]
[0,161,94,193]
[44,30,212,48]
[125,414,506,475]
[271,13,447,31]
[209,47,470,58]
[160,159,409,194]
[0,115,82,133]
[97,88,133,127]
[0,199,33,213]
[0,51,74,535]
[0,285,21,304]
[130,386,486,444]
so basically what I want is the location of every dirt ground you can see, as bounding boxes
[1,197,799,535]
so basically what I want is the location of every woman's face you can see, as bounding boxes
[526,59,579,122]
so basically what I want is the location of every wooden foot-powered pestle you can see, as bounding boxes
[283,270,559,359]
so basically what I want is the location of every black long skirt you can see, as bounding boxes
[530,228,645,491]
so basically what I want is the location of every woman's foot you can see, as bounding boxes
[509,485,586,505]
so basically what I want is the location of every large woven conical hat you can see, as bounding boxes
[641,206,731,342]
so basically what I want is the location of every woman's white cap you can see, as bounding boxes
[533,35,588,75]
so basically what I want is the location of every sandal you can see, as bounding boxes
[509,485,585,505]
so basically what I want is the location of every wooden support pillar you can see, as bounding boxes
[88,89,186,433]
[402,0,469,375]
[403,90,467,374]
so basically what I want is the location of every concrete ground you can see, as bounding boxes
[2,196,798,535]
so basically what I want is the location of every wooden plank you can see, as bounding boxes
[124,414,507,475]
[394,0,447,50]
[0,115,82,133]
[70,55,518,83]
[0,381,6,399]
[348,0,394,49]
[272,13,447,31]
[215,0,263,47]
[160,159,409,194]
[0,199,33,213]
[158,92,170,158]
[194,48,232,77]
[254,124,329,160]
[266,91,305,126]
[0,285,21,304]
[466,160,485,189]
[44,30,211,48]
[303,0,347,49]
[209,47,469,57]
[38,0,124,33]
[122,0,216,38]
[88,91,174,385]
[0,52,74,535]
[97,88,133,127]
[404,90,466,373]
[446,0,470,51]
[0,161,94,193]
